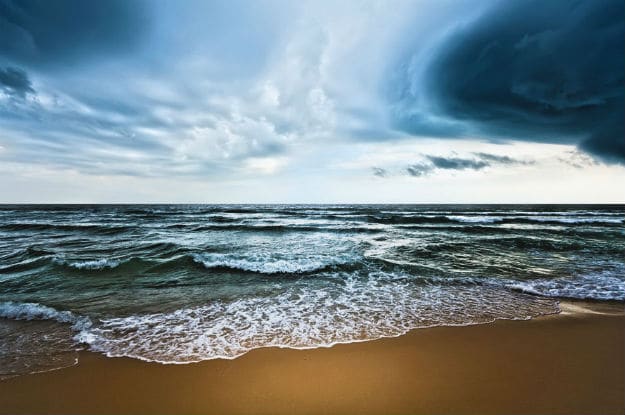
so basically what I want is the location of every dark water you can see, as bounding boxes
[1,205,623,378]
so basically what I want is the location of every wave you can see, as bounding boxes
[364,214,623,227]
[0,246,51,262]
[2,215,620,238]
[160,223,379,234]
[477,236,586,251]
[131,241,187,256]
[0,257,51,273]
[366,215,458,225]
[0,301,90,330]
[76,273,558,363]
[191,253,356,274]
[0,302,85,380]
[164,217,242,229]
[445,215,502,224]
[497,217,624,226]
[508,272,625,301]
[192,224,322,232]
[62,258,122,270]
[0,222,134,234]
[43,252,357,275]
[0,254,166,275]
[51,256,159,273]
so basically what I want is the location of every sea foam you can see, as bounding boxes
[52,257,123,270]
[76,272,559,363]
[508,272,625,301]
[192,252,355,274]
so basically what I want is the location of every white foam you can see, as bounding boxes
[54,258,122,270]
[192,252,352,273]
[0,301,91,331]
[446,215,501,224]
[0,301,76,324]
[76,273,558,363]
[508,272,625,301]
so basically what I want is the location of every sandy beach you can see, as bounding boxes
[0,301,622,415]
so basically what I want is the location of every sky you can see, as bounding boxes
[0,0,623,203]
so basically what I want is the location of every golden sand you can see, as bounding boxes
[0,301,623,415]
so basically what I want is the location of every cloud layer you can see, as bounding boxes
[0,0,623,202]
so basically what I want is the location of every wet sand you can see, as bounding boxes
[0,301,623,415]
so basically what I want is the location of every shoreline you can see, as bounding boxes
[0,300,623,414]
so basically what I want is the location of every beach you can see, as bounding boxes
[1,301,622,415]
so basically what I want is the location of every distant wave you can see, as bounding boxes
[482,236,586,251]
[1,244,186,274]
[52,257,158,272]
[0,222,134,234]
[366,215,458,225]
[60,258,122,270]
[444,215,501,224]
[163,223,380,234]
[3,215,619,237]
[365,214,623,226]
[193,224,322,232]
[52,257,127,271]
[0,257,51,273]
[497,217,624,226]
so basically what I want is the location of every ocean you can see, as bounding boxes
[1,204,623,379]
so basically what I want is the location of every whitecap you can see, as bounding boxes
[192,252,353,274]
[0,301,92,331]
[508,272,625,301]
[54,257,122,270]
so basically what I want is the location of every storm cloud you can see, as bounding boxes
[393,0,624,163]
[0,66,33,97]
[0,0,149,67]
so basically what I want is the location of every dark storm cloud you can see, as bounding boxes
[0,66,33,97]
[0,0,149,67]
[394,0,625,163]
